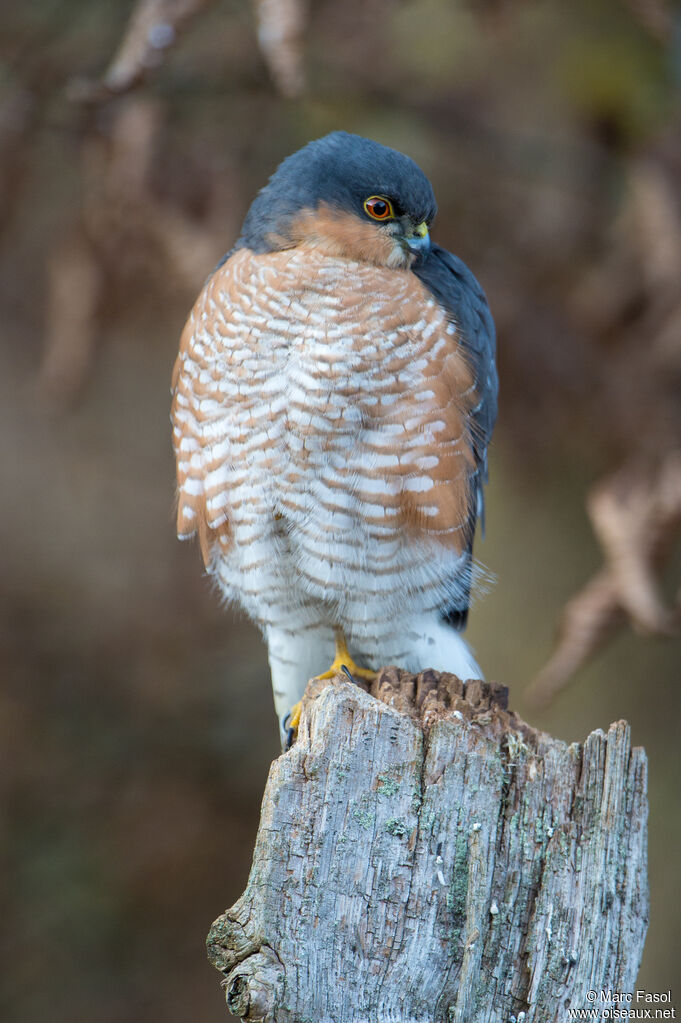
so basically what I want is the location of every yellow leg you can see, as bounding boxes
[314,627,377,682]
[283,629,376,750]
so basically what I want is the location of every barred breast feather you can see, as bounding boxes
[171,244,482,680]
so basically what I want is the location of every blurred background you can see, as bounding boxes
[1,1,680,1020]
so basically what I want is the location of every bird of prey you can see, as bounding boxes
[171,132,497,743]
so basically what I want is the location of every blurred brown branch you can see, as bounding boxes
[254,0,307,98]
[67,0,217,103]
[36,98,235,406]
[528,130,681,704]
[67,0,308,104]
[527,454,681,707]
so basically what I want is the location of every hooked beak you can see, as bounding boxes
[405,220,430,257]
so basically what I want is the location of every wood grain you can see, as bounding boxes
[208,670,648,1023]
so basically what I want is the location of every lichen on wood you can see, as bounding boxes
[207,669,648,1023]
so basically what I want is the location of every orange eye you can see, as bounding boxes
[363,196,394,220]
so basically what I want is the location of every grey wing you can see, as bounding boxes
[414,243,498,626]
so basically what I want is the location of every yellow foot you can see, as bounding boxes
[314,628,377,683]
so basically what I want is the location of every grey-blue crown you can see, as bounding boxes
[237,132,438,252]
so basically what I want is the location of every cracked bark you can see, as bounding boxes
[207,669,648,1023]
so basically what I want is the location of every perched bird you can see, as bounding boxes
[171,132,497,743]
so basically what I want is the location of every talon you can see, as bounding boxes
[314,628,377,683]
[282,700,302,751]
[288,700,302,731]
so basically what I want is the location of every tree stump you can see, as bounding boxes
[207,669,649,1023]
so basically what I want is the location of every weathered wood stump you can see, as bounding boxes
[207,669,648,1023]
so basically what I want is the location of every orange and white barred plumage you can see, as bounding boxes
[171,133,497,729]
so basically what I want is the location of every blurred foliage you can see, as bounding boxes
[0,1,680,1021]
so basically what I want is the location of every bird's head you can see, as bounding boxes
[236,132,437,269]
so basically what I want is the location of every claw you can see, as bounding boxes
[282,700,302,751]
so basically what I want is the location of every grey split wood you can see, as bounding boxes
[207,668,649,1023]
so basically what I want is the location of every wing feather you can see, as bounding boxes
[414,244,498,625]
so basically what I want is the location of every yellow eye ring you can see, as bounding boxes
[363,196,394,221]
